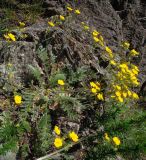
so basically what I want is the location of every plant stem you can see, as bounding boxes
[36,143,73,160]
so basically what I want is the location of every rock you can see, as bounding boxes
[42,0,64,17]
[0,152,16,160]
[0,41,36,84]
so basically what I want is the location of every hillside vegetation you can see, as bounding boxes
[0,0,146,160]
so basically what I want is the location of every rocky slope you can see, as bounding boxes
[0,0,146,159]
[0,0,146,93]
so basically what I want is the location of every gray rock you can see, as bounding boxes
[0,152,16,160]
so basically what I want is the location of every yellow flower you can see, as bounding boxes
[132,79,140,86]
[93,36,100,42]
[130,49,139,56]
[90,82,100,91]
[91,88,97,94]
[92,30,99,37]
[90,82,96,88]
[58,80,65,86]
[105,46,112,54]
[122,42,130,49]
[48,21,55,27]
[115,91,121,97]
[131,65,139,72]
[105,46,113,58]
[122,91,127,98]
[60,15,65,21]
[110,60,116,66]
[69,131,79,142]
[132,92,139,99]
[117,96,124,103]
[4,34,10,40]
[8,33,16,41]
[75,9,81,14]
[113,137,121,146]
[135,81,140,86]
[119,63,128,70]
[97,93,104,101]
[54,137,63,148]
[54,126,61,135]
[130,72,136,77]
[99,35,104,42]
[96,85,101,91]
[67,6,73,11]
[104,133,110,141]
[14,95,22,105]
[115,85,121,90]
[19,22,25,27]
[120,68,125,73]
[127,90,132,97]
[131,68,138,75]
[99,40,104,47]
[83,25,89,30]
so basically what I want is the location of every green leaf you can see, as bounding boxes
[38,113,48,129]
[27,64,42,81]
[22,121,31,132]
[49,73,66,87]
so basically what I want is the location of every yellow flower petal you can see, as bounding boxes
[132,92,139,99]
[14,95,22,105]
[58,80,65,86]
[60,15,65,21]
[83,25,89,30]
[110,60,116,66]
[19,22,25,27]
[117,96,123,103]
[90,82,96,88]
[92,30,99,37]
[69,131,79,142]
[75,9,81,14]
[97,93,104,101]
[48,21,55,27]
[105,46,112,54]
[130,49,139,56]
[104,133,110,141]
[113,137,121,146]
[54,126,61,135]
[115,85,121,90]
[8,33,16,41]
[115,91,121,97]
[105,46,113,58]
[127,90,132,97]
[99,35,104,42]
[91,88,97,94]
[93,36,100,42]
[67,7,73,11]
[4,34,10,39]
[54,138,63,148]
[122,42,130,49]
[122,91,127,98]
